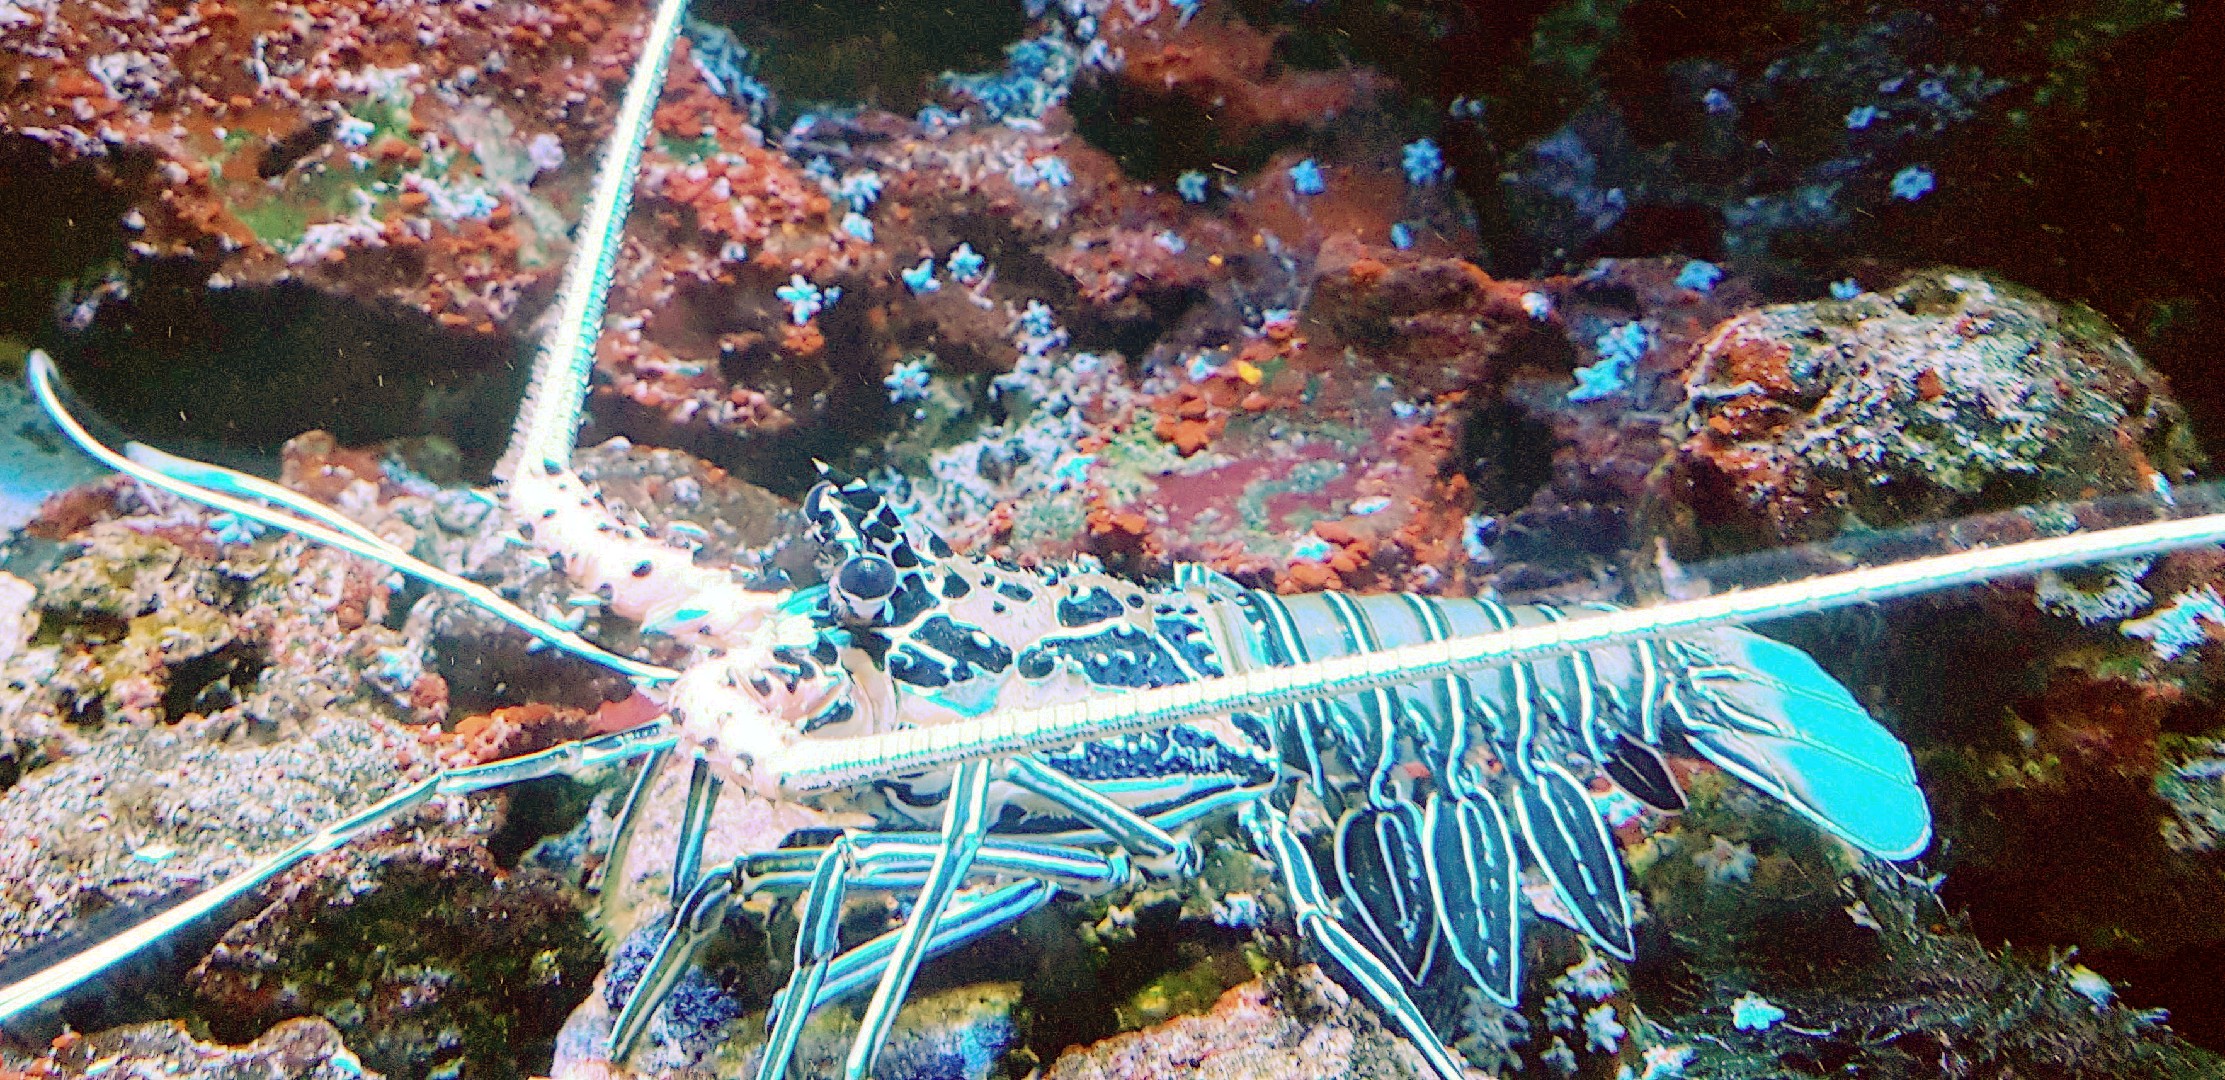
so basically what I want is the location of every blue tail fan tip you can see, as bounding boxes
[1689,629,1933,861]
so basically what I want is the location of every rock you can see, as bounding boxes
[1042,965,1439,1080]
[552,977,1024,1080]
[189,837,602,1080]
[0,486,446,971]
[1671,269,2201,547]
[2,1017,377,1080]
[0,571,32,666]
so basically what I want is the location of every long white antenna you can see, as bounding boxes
[497,0,694,480]
[23,354,679,681]
[775,509,2225,791]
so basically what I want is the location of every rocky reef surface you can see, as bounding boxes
[4,0,2225,1076]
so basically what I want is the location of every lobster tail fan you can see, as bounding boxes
[1682,629,1933,862]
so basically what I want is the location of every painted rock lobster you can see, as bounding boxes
[591,464,1938,1080]
[8,371,1936,1080]
[23,355,2225,1078]
[8,0,2225,1072]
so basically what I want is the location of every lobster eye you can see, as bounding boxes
[833,555,899,625]
[838,555,897,599]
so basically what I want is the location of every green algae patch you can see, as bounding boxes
[190,838,603,1080]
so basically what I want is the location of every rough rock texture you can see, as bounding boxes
[1671,269,2202,547]
[189,837,603,1080]
[1625,768,2224,1080]
[1,1016,378,1080]
[0,0,649,328]
[1042,965,1436,1080]
[551,977,1025,1080]
[0,433,677,1076]
[0,570,32,663]
[0,477,445,970]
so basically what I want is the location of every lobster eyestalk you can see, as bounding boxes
[768,508,2225,794]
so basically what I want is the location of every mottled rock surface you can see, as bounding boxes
[2,1016,377,1080]
[1673,269,2202,545]
[1043,965,1437,1080]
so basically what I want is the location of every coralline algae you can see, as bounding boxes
[2,0,2224,1074]
[1676,269,2201,544]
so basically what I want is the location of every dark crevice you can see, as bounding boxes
[256,115,339,180]
[1019,897,1256,1062]
[1461,399,1557,515]
[1067,79,1287,187]
[46,265,530,474]
[484,778,599,869]
[1074,285,1208,363]
[0,135,135,345]
[690,0,1030,120]
[158,642,267,723]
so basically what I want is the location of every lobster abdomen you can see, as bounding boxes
[1200,581,1930,1001]
[1208,584,1928,859]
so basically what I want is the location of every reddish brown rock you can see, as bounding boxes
[1043,965,1439,1080]
[1667,269,2202,549]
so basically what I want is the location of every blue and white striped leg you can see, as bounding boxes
[607,861,741,1062]
[755,879,1060,1080]
[804,880,1055,1008]
[742,834,1131,898]
[757,836,856,1080]
[752,840,1111,1080]
[610,832,1121,1071]
[671,757,722,904]
[589,745,671,907]
[1243,801,1470,1080]
[844,759,995,1080]
[605,751,729,1061]
[1001,754,1196,871]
